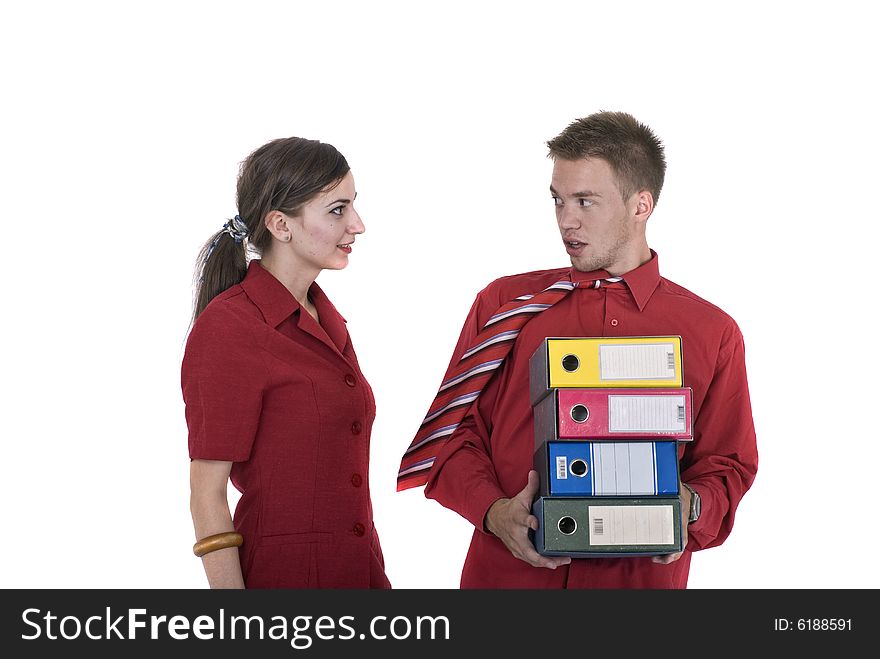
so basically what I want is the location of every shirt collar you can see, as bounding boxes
[568,249,661,312]
[240,260,349,355]
[303,282,349,354]
[240,260,301,328]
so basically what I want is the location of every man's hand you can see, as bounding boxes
[484,470,572,569]
[652,482,690,564]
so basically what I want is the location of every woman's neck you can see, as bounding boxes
[258,255,319,310]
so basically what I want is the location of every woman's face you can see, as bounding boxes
[285,171,365,272]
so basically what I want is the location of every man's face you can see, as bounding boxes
[550,157,640,274]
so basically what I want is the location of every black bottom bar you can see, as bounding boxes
[1,589,871,655]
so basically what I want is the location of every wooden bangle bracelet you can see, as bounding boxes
[193,532,243,557]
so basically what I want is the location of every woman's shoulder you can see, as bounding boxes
[186,286,266,352]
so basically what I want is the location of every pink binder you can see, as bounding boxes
[533,388,694,445]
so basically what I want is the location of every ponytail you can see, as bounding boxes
[192,217,249,321]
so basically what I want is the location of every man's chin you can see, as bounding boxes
[570,256,600,273]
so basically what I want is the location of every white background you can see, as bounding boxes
[2,0,878,589]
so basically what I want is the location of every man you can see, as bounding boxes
[398,111,758,588]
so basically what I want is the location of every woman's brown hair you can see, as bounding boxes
[192,137,350,320]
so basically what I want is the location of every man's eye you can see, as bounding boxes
[579,199,593,207]
[551,196,562,206]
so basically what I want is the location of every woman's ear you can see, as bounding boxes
[264,210,293,242]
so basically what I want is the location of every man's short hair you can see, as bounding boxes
[547,111,667,204]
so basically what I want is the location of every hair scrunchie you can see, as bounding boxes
[224,215,249,243]
[204,214,249,264]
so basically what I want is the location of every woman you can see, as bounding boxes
[182,137,390,588]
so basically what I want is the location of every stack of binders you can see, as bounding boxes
[528,337,693,557]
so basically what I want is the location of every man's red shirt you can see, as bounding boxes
[425,252,758,588]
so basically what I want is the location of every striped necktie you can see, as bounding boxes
[397,274,623,491]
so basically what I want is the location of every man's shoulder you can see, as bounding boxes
[477,267,570,304]
[659,277,742,335]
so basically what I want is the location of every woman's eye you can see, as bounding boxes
[330,206,345,216]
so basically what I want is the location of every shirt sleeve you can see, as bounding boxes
[181,304,267,462]
[681,319,758,550]
[424,285,509,532]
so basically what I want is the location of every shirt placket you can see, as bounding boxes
[603,285,627,336]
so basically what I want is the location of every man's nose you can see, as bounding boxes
[557,205,579,229]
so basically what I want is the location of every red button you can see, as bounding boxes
[344,374,356,387]
[351,421,362,435]
[610,319,619,327]
[353,523,365,536]
[351,473,363,487]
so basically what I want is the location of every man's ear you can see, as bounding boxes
[633,190,654,223]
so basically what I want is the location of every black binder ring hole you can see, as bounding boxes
[570,404,589,423]
[569,459,588,477]
[561,354,580,372]
[557,516,577,535]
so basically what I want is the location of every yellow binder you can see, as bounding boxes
[529,336,683,404]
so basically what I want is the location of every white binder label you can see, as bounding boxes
[555,456,568,480]
[598,343,676,380]
[592,442,657,495]
[608,395,687,433]
[588,505,674,545]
